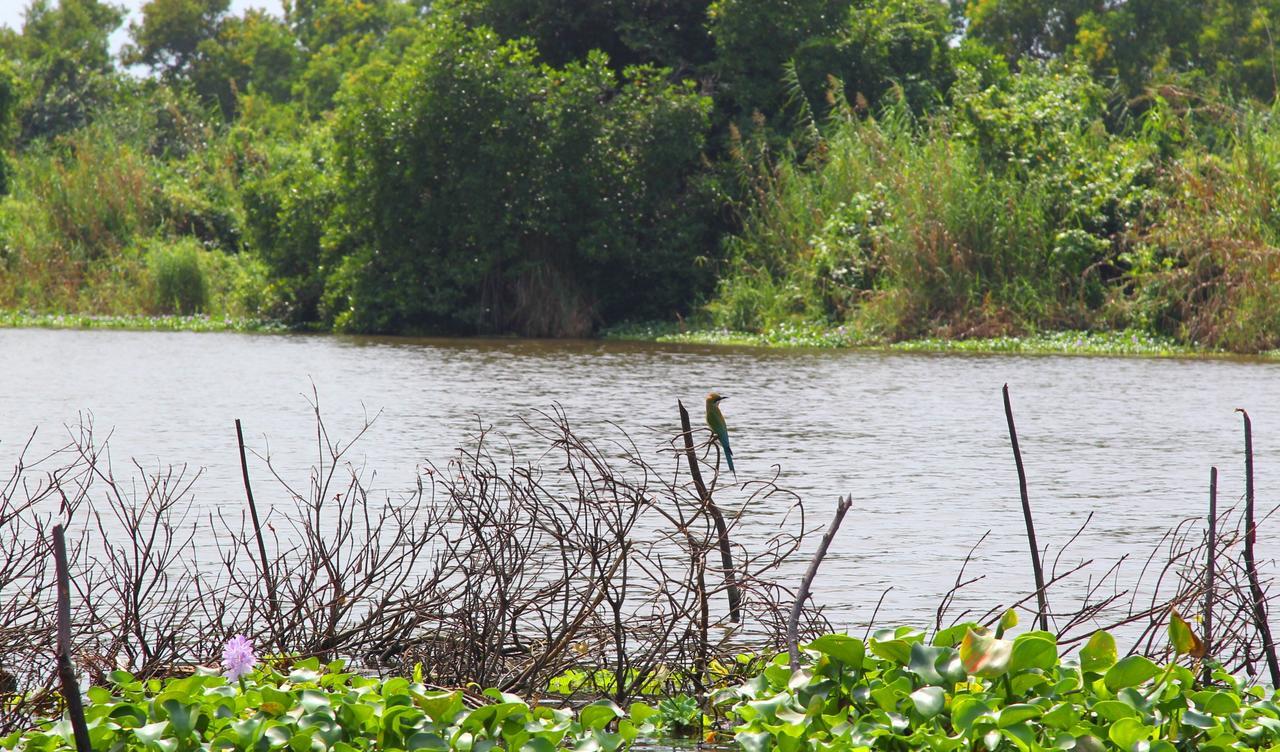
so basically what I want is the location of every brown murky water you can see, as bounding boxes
[2,328,1278,638]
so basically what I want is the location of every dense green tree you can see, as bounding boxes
[285,0,419,113]
[0,60,16,193]
[194,10,300,116]
[964,0,1100,61]
[708,0,848,122]
[323,19,714,335]
[443,0,715,73]
[123,0,229,78]
[11,0,123,142]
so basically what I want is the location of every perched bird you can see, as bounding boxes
[705,392,735,476]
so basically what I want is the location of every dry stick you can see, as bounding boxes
[788,495,853,671]
[1204,466,1218,686]
[1003,384,1049,632]
[1237,409,1280,687]
[52,524,91,752]
[677,399,741,624]
[235,419,282,653]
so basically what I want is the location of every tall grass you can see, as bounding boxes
[712,104,1075,339]
[1125,104,1280,352]
[0,124,272,319]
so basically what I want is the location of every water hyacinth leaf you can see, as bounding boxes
[736,731,772,752]
[960,629,1012,678]
[1104,655,1160,691]
[1169,610,1205,657]
[1079,631,1118,673]
[1009,633,1058,672]
[1001,722,1036,751]
[1107,717,1153,749]
[160,699,195,739]
[998,609,1019,636]
[1041,703,1079,729]
[933,622,977,648]
[578,700,622,726]
[1192,690,1241,716]
[133,721,170,744]
[908,643,947,685]
[869,637,913,666]
[627,703,658,724]
[910,686,945,719]
[951,696,994,733]
[1092,700,1138,722]
[997,704,1042,727]
[1181,708,1217,729]
[807,634,865,668]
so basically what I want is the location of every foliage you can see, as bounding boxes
[727,624,1280,752]
[11,620,1280,751]
[5,0,1280,347]
[2,659,662,752]
[708,63,1153,341]
[443,0,716,72]
[146,237,208,314]
[7,0,124,143]
[328,19,715,335]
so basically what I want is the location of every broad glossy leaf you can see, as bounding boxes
[1009,632,1058,672]
[997,704,1042,728]
[1092,700,1137,722]
[1193,690,1241,716]
[578,701,623,731]
[808,634,865,668]
[910,687,945,719]
[869,638,913,667]
[908,643,948,685]
[735,731,772,752]
[998,609,1019,636]
[1079,631,1118,673]
[1104,655,1159,691]
[960,629,1012,678]
[1107,717,1153,749]
[1169,610,1205,657]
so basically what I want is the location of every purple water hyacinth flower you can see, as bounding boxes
[222,634,257,681]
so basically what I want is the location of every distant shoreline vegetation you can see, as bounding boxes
[3,0,1280,351]
[4,310,1265,361]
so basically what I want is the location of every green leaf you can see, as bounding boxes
[1169,610,1204,657]
[1079,631,1117,673]
[997,704,1042,727]
[807,634,864,668]
[869,637,912,667]
[910,687,945,719]
[736,731,772,752]
[1009,633,1058,672]
[960,629,1012,678]
[1104,655,1159,691]
[1107,717,1153,749]
[627,703,658,724]
[907,643,947,685]
[1192,690,1241,716]
[997,609,1019,637]
[1091,700,1137,722]
[579,701,624,731]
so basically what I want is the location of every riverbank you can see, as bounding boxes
[2,309,1266,360]
[601,320,1260,359]
[0,310,288,333]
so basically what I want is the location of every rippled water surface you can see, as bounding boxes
[2,328,1278,638]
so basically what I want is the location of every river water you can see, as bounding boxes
[2,328,1278,643]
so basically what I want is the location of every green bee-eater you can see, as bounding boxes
[705,392,735,476]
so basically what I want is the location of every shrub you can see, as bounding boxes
[328,20,715,335]
[146,238,208,314]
